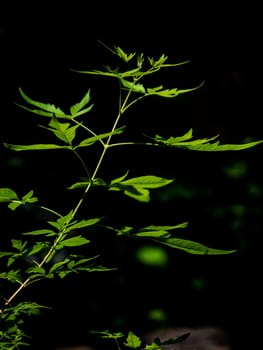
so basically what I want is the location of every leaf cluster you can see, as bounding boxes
[1,43,262,349]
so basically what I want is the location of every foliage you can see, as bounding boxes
[1,43,262,349]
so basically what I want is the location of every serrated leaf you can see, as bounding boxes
[124,331,142,348]
[70,89,93,116]
[184,140,263,151]
[115,46,136,62]
[152,129,263,151]
[147,81,205,98]
[120,79,145,93]
[18,87,65,117]
[44,117,79,144]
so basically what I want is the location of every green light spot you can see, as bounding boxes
[135,245,169,267]
[147,308,167,322]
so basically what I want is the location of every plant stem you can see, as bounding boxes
[71,85,134,219]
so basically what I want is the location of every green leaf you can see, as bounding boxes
[0,270,23,284]
[70,89,93,116]
[153,237,237,255]
[76,127,126,148]
[110,170,129,185]
[0,251,13,258]
[114,46,136,62]
[109,175,174,202]
[48,259,70,274]
[0,188,18,202]
[151,129,263,151]
[21,190,38,204]
[4,143,71,151]
[27,241,50,256]
[135,223,188,238]
[18,87,65,117]
[68,217,102,230]
[185,140,263,151]
[26,266,46,276]
[120,175,174,188]
[41,117,79,144]
[160,332,190,345]
[58,236,90,248]
[22,229,55,236]
[120,79,146,93]
[11,239,27,252]
[146,81,205,98]
[124,331,142,348]
[67,178,107,190]
[124,187,150,202]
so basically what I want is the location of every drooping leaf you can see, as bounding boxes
[153,237,236,255]
[4,143,71,151]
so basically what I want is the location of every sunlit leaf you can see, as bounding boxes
[120,175,174,188]
[18,88,65,117]
[0,188,18,202]
[124,331,142,348]
[76,127,126,148]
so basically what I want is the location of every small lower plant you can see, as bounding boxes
[1,42,262,349]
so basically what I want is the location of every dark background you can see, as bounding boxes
[1,3,262,350]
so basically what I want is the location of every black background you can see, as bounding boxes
[1,3,262,350]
